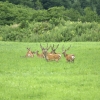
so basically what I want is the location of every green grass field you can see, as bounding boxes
[0,41,100,100]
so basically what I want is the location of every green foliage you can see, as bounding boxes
[3,32,24,41]
[1,0,100,16]
[33,22,52,34]
[34,0,43,10]
[72,22,100,41]
[31,10,49,22]
[96,3,100,15]
[81,7,99,22]
[1,21,100,42]
[19,20,29,28]
[66,8,81,21]
[0,1,34,25]
[1,1,100,26]
[1,2,100,42]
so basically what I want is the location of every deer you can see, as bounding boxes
[26,48,35,57]
[21,48,35,58]
[40,43,51,58]
[50,44,61,59]
[43,49,61,61]
[41,44,61,61]
[36,50,44,58]
[62,45,75,62]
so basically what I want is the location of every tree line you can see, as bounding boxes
[0,1,100,42]
[0,1,100,26]
[1,0,100,15]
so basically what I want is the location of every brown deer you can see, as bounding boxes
[43,49,61,61]
[62,45,75,62]
[41,44,61,61]
[40,43,51,58]
[50,44,61,59]
[25,48,35,57]
[36,50,44,58]
[21,48,35,58]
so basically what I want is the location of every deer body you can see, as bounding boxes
[63,53,75,62]
[36,50,44,58]
[62,45,75,62]
[40,43,61,61]
[25,48,34,57]
[44,52,61,61]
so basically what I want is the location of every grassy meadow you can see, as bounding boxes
[0,41,100,100]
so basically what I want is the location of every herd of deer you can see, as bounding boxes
[23,44,75,62]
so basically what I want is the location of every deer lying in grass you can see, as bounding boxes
[21,48,35,58]
[36,50,44,58]
[26,48,35,57]
[62,45,75,62]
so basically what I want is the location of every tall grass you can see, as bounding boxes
[0,41,100,100]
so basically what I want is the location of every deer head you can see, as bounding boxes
[62,45,71,57]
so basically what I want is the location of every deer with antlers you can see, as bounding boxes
[21,48,35,58]
[26,48,35,57]
[39,43,51,58]
[41,44,61,61]
[62,45,75,62]
[43,49,61,61]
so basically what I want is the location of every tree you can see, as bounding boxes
[66,8,81,21]
[34,0,43,10]
[82,7,98,22]
[96,3,100,15]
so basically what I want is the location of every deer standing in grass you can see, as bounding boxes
[41,44,61,61]
[62,45,75,62]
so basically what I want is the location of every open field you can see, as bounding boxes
[0,41,100,100]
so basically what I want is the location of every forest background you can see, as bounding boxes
[0,0,100,42]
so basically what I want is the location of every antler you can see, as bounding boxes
[40,44,44,51]
[51,44,54,50]
[46,43,51,51]
[40,43,51,51]
[66,45,71,50]
[62,45,71,52]
[54,44,59,51]
[51,44,59,54]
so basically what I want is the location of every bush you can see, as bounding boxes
[19,20,29,28]
[1,20,100,42]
